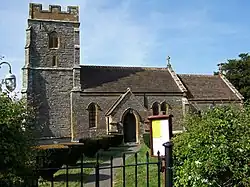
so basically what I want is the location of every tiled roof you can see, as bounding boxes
[178,74,240,100]
[79,65,242,101]
[80,65,182,93]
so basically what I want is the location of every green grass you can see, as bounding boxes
[113,144,163,187]
[38,145,131,187]
[38,158,96,187]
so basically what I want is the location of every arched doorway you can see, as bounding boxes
[122,110,137,143]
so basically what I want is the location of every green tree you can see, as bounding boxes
[0,93,37,186]
[217,53,250,100]
[173,106,250,187]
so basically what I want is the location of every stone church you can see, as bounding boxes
[22,3,244,143]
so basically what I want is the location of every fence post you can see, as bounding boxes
[134,152,138,187]
[35,156,39,187]
[110,156,113,187]
[163,142,173,187]
[80,154,84,187]
[95,153,100,187]
[122,153,126,187]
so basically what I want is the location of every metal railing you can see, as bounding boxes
[31,143,173,187]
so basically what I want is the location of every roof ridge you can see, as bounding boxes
[80,64,168,70]
[178,74,216,77]
[219,74,244,100]
[168,68,187,93]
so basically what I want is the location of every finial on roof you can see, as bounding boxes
[217,62,225,75]
[127,87,131,91]
[167,56,172,68]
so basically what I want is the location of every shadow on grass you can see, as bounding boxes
[97,144,138,160]
[38,144,140,185]
[76,144,135,163]
[74,162,111,168]
[53,173,110,183]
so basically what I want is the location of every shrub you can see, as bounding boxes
[0,94,36,186]
[173,105,250,187]
[78,137,88,144]
[109,133,124,147]
[79,138,100,158]
[143,132,150,148]
[79,134,124,158]
[35,144,69,180]
[62,142,85,166]
[98,135,113,151]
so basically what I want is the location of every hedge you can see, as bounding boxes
[79,138,100,158]
[98,135,114,151]
[61,142,85,166]
[79,134,124,158]
[109,133,124,147]
[34,144,69,180]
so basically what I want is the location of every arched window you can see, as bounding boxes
[49,31,59,48]
[152,102,160,115]
[87,103,98,128]
[161,101,169,115]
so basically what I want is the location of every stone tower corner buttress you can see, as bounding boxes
[22,3,81,139]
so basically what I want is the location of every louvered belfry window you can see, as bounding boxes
[49,31,59,48]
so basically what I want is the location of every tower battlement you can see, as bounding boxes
[29,3,79,22]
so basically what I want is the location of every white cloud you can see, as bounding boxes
[81,0,157,66]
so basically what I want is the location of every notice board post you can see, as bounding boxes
[148,115,173,187]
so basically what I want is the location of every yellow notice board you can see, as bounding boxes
[152,120,161,138]
[151,118,171,157]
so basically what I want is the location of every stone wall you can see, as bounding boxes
[28,20,77,68]
[138,94,184,130]
[71,92,184,140]
[31,69,73,138]
[24,13,79,138]
[71,94,119,140]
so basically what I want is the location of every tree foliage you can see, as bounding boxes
[217,53,250,100]
[173,105,250,187]
[0,93,37,186]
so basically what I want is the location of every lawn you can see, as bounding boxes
[113,144,164,187]
[38,145,131,187]
[38,158,96,187]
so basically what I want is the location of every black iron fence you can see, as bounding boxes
[32,142,173,187]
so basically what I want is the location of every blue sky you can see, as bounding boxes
[0,0,250,94]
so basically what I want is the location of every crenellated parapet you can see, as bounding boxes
[29,3,79,22]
